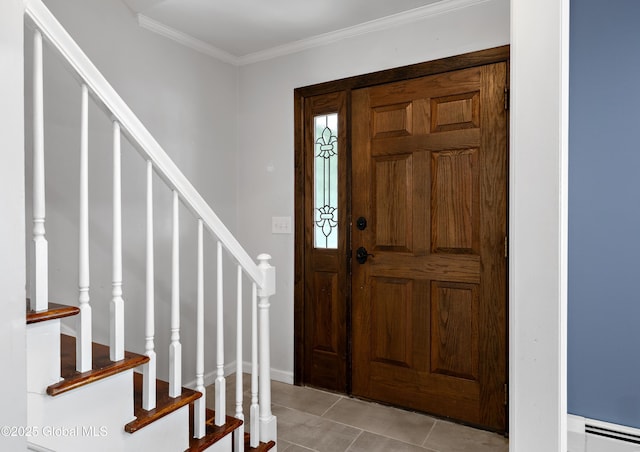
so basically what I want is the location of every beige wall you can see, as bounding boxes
[32,0,240,385]
[235,0,510,380]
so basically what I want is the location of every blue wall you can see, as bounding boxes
[569,0,640,428]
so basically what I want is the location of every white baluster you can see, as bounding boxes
[194,219,206,439]
[143,160,156,410]
[250,282,259,448]
[258,254,277,443]
[111,121,124,362]
[234,265,245,452]
[169,190,182,397]
[77,83,92,372]
[32,28,48,313]
[215,241,226,426]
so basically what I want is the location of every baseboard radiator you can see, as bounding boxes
[571,414,640,449]
[586,423,640,445]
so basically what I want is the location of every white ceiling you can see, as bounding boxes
[123,0,444,59]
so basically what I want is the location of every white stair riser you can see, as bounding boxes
[204,433,231,452]
[26,326,232,451]
[123,405,190,452]
[27,371,133,452]
[27,321,62,393]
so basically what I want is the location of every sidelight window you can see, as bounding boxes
[314,113,338,249]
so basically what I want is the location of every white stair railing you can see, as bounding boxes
[31,28,48,314]
[234,265,245,452]
[194,219,206,439]
[169,191,182,398]
[24,0,277,446]
[111,120,125,362]
[257,255,276,443]
[144,160,157,410]
[215,241,226,426]
[250,282,260,448]
[76,83,92,372]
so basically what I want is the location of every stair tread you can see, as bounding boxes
[244,432,276,452]
[186,408,243,452]
[47,334,149,397]
[125,372,202,433]
[26,300,80,324]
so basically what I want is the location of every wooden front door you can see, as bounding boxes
[351,63,507,431]
[295,47,510,433]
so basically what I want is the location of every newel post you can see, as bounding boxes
[257,254,277,444]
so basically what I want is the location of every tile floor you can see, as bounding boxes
[207,377,509,452]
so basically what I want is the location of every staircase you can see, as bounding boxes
[23,1,277,450]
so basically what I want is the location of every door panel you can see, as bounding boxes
[351,63,507,431]
[371,277,414,368]
[431,148,479,253]
[311,271,339,353]
[373,155,413,251]
[430,281,479,380]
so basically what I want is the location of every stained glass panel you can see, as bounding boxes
[314,113,338,249]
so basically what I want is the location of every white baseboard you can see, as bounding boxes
[270,365,294,384]
[59,322,76,337]
[569,414,587,434]
[184,361,294,389]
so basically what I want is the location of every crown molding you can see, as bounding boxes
[137,14,239,65]
[137,0,490,66]
[237,0,491,65]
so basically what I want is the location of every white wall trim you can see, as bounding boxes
[569,414,587,435]
[184,361,294,389]
[137,14,238,65]
[184,370,216,390]
[236,0,492,65]
[269,366,294,385]
[0,1,27,449]
[136,0,491,66]
[510,0,569,450]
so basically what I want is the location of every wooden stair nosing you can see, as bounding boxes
[244,432,276,452]
[47,334,149,397]
[125,372,202,433]
[26,300,80,324]
[187,407,243,452]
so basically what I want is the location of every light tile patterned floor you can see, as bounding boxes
[207,377,509,452]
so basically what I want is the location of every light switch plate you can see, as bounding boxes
[272,216,292,234]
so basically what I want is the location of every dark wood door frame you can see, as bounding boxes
[294,45,510,388]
